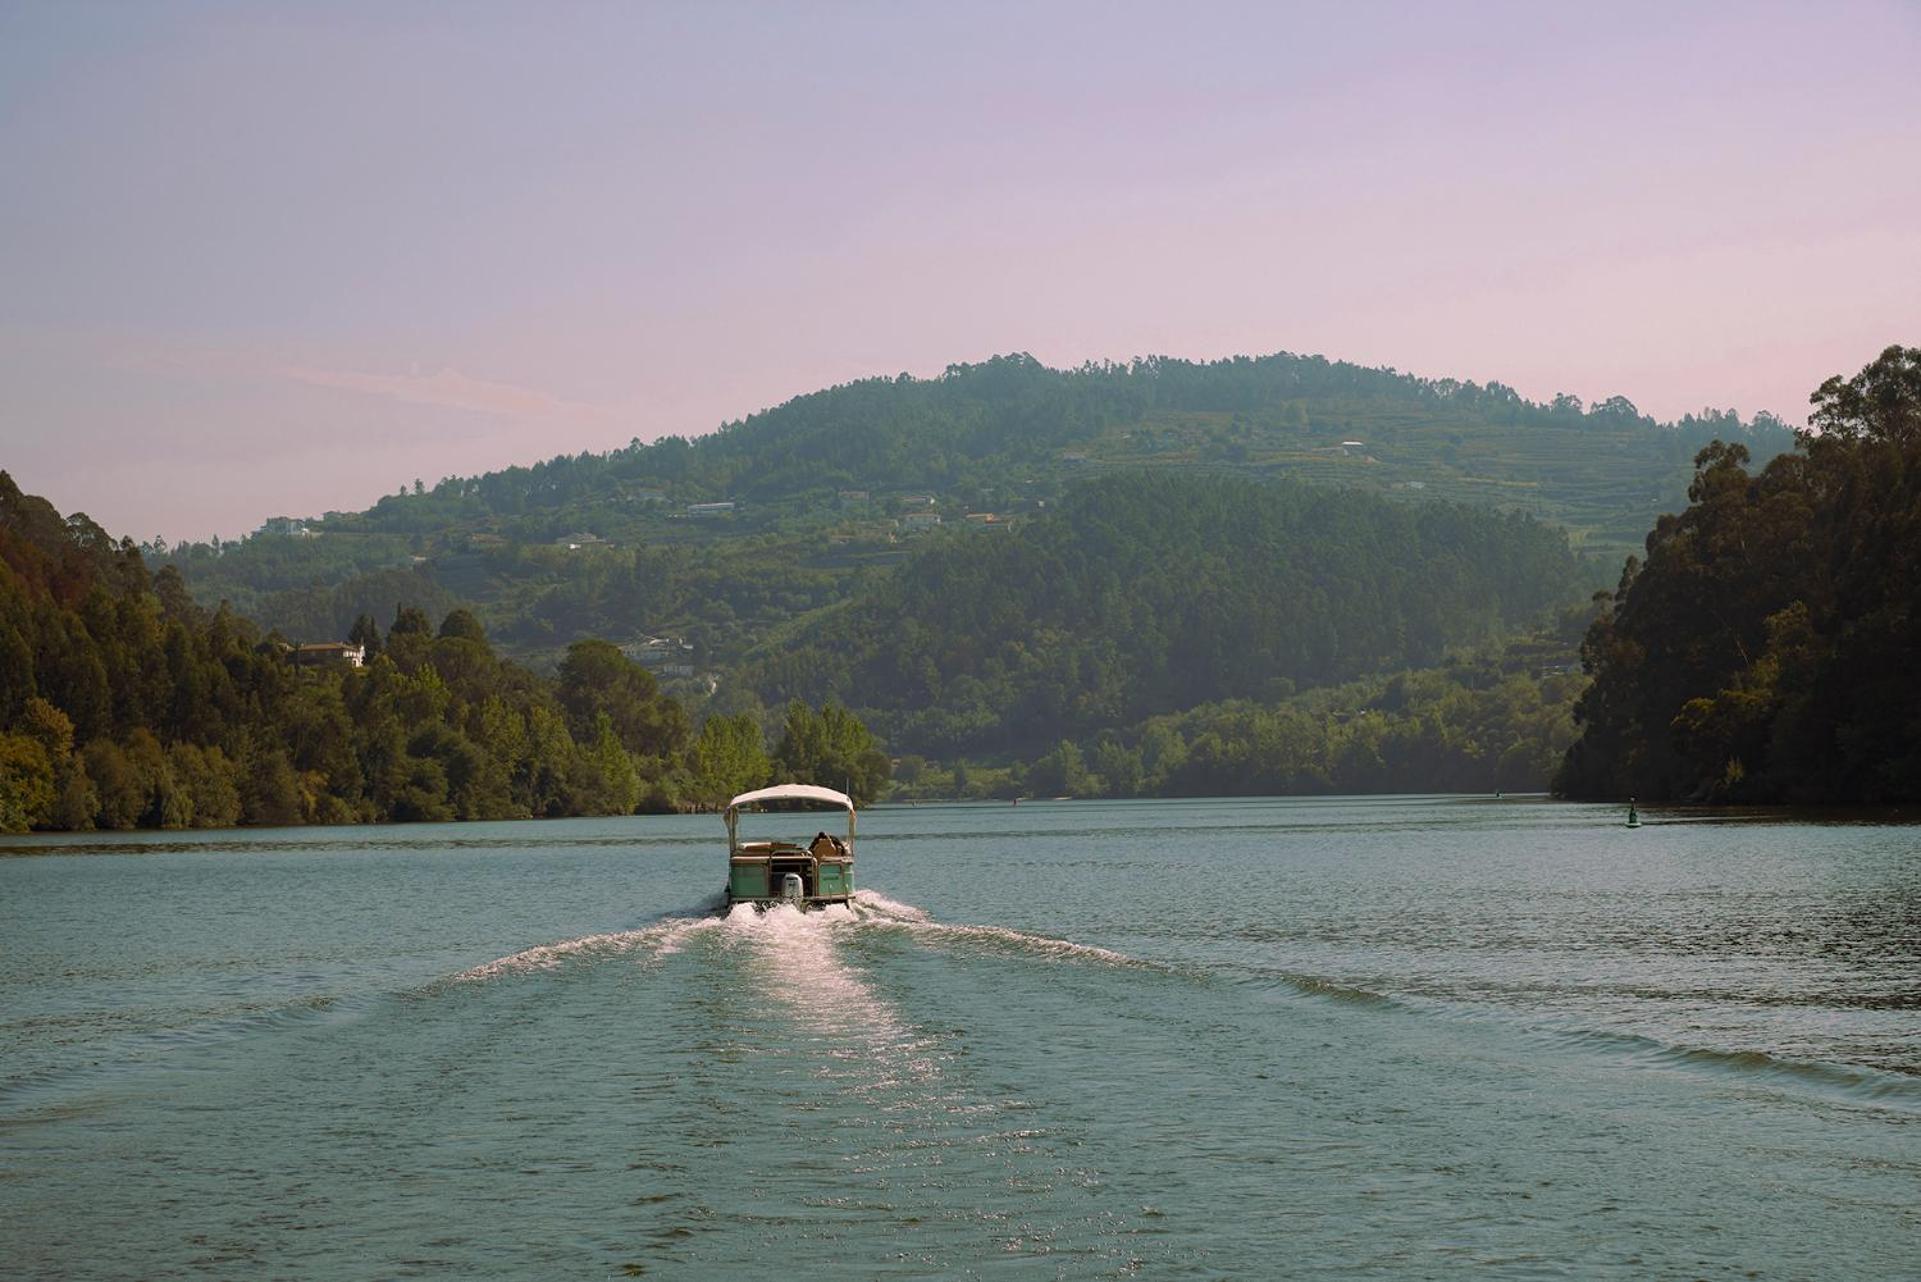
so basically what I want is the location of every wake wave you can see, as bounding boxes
[454,888,1143,986]
[1546,1025,1921,1106]
[454,909,722,981]
[846,889,1145,967]
[1230,964,1921,1108]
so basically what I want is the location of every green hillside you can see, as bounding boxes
[162,350,1793,679]
[745,472,1587,757]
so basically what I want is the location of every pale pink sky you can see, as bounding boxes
[2,1,1917,540]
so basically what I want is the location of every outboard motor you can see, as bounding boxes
[780,872,805,903]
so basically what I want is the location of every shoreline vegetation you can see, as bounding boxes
[0,464,1592,833]
[0,472,888,833]
[4,345,1914,833]
[1555,345,1920,804]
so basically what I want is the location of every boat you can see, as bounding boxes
[723,783,857,909]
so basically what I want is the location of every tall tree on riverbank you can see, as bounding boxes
[1555,346,1921,803]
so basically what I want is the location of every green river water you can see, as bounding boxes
[2,796,1916,1278]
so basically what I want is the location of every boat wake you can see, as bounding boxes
[1229,965,1921,1109]
[457,889,1141,985]
[845,889,1145,967]
[713,899,942,1090]
[453,906,724,981]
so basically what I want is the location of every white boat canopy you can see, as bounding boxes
[725,784,855,853]
[724,784,854,814]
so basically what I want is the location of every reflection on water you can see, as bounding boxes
[3,798,1919,1279]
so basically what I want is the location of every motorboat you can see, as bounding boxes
[723,783,856,909]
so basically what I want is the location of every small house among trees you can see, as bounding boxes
[292,642,366,668]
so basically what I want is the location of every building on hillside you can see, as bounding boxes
[621,636,695,670]
[259,516,315,537]
[687,501,736,518]
[292,642,366,669]
[555,532,605,550]
[900,511,942,533]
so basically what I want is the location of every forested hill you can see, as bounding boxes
[0,472,887,832]
[1556,345,1921,804]
[163,350,1793,671]
[253,352,1795,552]
[748,473,1588,757]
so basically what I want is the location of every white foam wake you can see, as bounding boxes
[454,889,1137,985]
[847,889,929,921]
[718,899,942,1089]
[849,889,1138,966]
[455,913,718,981]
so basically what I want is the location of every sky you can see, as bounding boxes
[2,1,1917,542]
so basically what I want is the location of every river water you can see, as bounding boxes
[2,796,1917,1279]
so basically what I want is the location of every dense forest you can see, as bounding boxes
[890,618,1593,801]
[0,473,886,832]
[17,343,1895,826]
[160,350,1795,668]
[1556,346,1921,804]
[751,472,1589,757]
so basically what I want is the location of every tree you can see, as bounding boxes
[772,702,891,805]
[1808,344,1921,445]
[689,713,771,807]
[0,733,53,832]
[438,608,486,643]
[389,604,433,637]
[1026,739,1092,797]
[1557,346,1921,803]
[555,639,687,759]
[348,613,384,658]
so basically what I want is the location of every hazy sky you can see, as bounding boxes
[3,1,1917,541]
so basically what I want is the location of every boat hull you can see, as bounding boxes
[727,857,853,904]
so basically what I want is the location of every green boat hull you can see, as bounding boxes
[727,857,854,909]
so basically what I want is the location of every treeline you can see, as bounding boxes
[750,472,1590,757]
[287,351,1799,530]
[1556,346,1921,803]
[0,473,886,832]
[891,629,1589,801]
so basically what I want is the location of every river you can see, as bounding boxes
[2,796,1917,1278]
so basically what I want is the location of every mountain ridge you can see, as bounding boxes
[160,349,1796,675]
